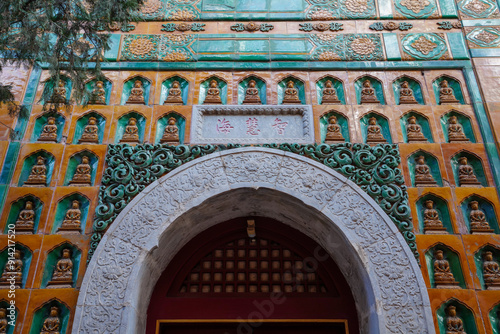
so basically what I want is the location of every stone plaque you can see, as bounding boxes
[190,105,314,144]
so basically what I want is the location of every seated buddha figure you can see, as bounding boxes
[49,81,67,103]
[365,117,386,143]
[321,80,340,104]
[126,80,145,104]
[58,200,82,233]
[439,80,459,104]
[89,80,106,105]
[203,80,222,104]
[469,201,493,233]
[483,251,500,290]
[0,308,8,332]
[38,117,58,142]
[40,306,61,334]
[79,117,99,144]
[69,156,92,186]
[434,250,459,288]
[446,306,466,334]
[25,156,47,186]
[423,200,447,234]
[282,80,301,104]
[120,118,140,143]
[458,157,481,186]
[399,81,418,104]
[15,201,36,234]
[406,116,427,142]
[325,115,344,142]
[47,249,73,288]
[164,81,183,104]
[414,156,437,186]
[0,249,23,289]
[242,80,261,105]
[447,116,469,142]
[160,117,179,144]
[360,80,379,104]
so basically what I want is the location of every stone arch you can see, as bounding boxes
[73,147,434,334]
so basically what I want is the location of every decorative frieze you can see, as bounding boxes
[161,22,205,32]
[230,22,274,32]
[299,22,344,32]
[369,21,413,31]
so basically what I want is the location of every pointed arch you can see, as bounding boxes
[451,150,488,187]
[437,298,479,334]
[425,242,467,288]
[415,192,454,234]
[407,149,443,186]
[41,242,82,289]
[121,75,151,105]
[237,75,267,105]
[199,75,228,105]
[277,75,306,105]
[400,110,433,143]
[392,75,425,105]
[51,192,91,234]
[29,298,71,334]
[359,110,392,143]
[115,111,147,144]
[155,111,186,144]
[18,150,55,187]
[354,74,385,105]
[432,75,466,105]
[440,109,476,143]
[316,75,345,105]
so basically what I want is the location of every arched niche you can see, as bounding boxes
[160,76,189,105]
[41,243,81,289]
[84,78,112,105]
[18,151,55,187]
[51,193,90,234]
[316,76,345,105]
[238,75,267,105]
[451,151,488,187]
[437,299,479,334]
[72,111,106,144]
[440,110,476,143]
[425,244,466,288]
[115,111,146,144]
[29,299,70,334]
[490,302,500,334]
[31,112,66,143]
[0,299,17,334]
[155,112,186,144]
[408,150,442,187]
[416,194,454,234]
[0,243,32,289]
[40,76,72,105]
[3,195,43,234]
[433,76,465,105]
[62,150,99,186]
[319,111,350,143]
[360,112,392,143]
[400,111,433,143]
[461,195,499,234]
[393,76,425,105]
[277,76,306,105]
[474,244,500,290]
[354,76,385,105]
[120,76,151,105]
[199,76,228,105]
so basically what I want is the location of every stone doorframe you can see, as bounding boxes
[73,147,435,334]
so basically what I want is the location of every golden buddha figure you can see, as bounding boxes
[399,81,418,104]
[203,79,223,104]
[242,80,261,105]
[414,156,437,187]
[360,80,379,104]
[49,81,67,103]
[69,156,92,186]
[164,80,183,105]
[282,80,301,104]
[15,201,36,234]
[0,249,23,289]
[321,80,340,104]
[0,308,8,333]
[40,306,61,334]
[469,201,493,233]
[366,117,386,143]
[126,80,145,104]
[120,118,140,143]
[439,80,459,104]
[38,117,58,142]
[445,306,466,334]
[79,117,99,144]
[458,157,481,186]
[423,200,447,234]
[483,251,500,290]
[47,249,73,288]
[58,200,82,233]
[325,115,344,143]
[406,116,427,142]
[160,117,179,144]
[25,156,47,186]
[89,80,106,105]
[434,250,460,288]
[447,116,469,142]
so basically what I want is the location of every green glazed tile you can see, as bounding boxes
[448,33,470,60]
[383,33,402,61]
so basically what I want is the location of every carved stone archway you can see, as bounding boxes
[73,147,434,334]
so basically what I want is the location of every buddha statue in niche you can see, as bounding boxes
[439,80,459,104]
[0,308,8,333]
[126,80,145,104]
[38,117,58,142]
[447,116,469,142]
[160,117,179,144]
[321,80,340,104]
[242,80,261,105]
[58,200,82,233]
[79,116,99,144]
[445,306,466,334]
[25,156,47,186]
[458,157,481,186]
[89,80,106,105]
[469,201,493,233]
[40,306,61,334]
[15,201,35,234]
[0,249,23,289]
[69,156,92,186]
[360,80,379,104]
[423,200,447,234]
[120,117,140,143]
[282,80,301,104]
[399,81,418,104]
[164,80,183,104]
[406,116,427,142]
[483,251,500,290]
[433,249,460,288]
[203,79,222,104]
[47,249,73,288]
[414,155,437,187]
[49,81,67,103]
[325,115,344,142]
[366,117,386,143]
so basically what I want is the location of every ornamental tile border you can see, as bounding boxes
[465,26,500,48]
[400,33,450,60]
[89,143,418,263]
